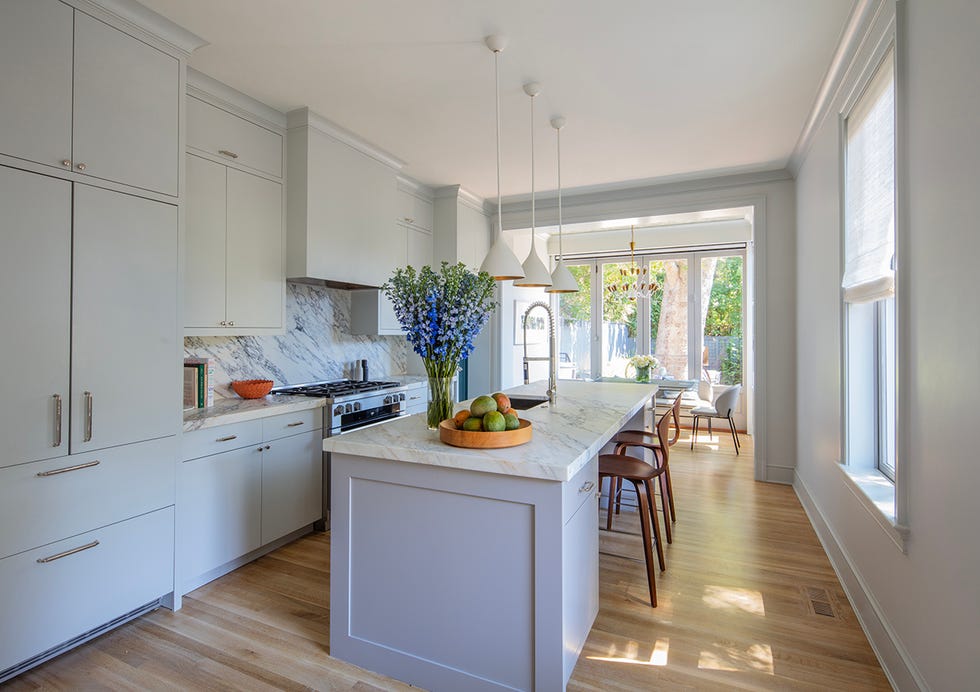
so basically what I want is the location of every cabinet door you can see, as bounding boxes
[187,97,283,178]
[226,168,283,329]
[406,225,433,269]
[72,12,179,195]
[179,445,262,585]
[0,167,71,469]
[185,154,228,329]
[0,0,73,169]
[261,430,322,544]
[71,185,177,453]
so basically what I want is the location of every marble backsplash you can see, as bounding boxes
[185,282,407,397]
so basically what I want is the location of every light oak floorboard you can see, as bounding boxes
[7,433,889,691]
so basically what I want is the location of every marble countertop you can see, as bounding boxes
[183,394,326,432]
[323,379,658,482]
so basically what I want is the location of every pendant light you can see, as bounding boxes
[514,82,552,287]
[479,35,524,281]
[545,117,579,293]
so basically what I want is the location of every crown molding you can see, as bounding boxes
[396,175,434,201]
[433,184,491,215]
[187,68,286,132]
[73,0,207,57]
[787,0,886,175]
[286,107,405,171]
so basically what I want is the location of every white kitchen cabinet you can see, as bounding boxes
[0,1,179,196]
[287,108,401,287]
[261,429,322,544]
[0,0,73,171]
[350,289,402,336]
[179,410,323,593]
[0,167,71,469]
[0,506,175,676]
[185,154,284,334]
[71,11,179,196]
[179,443,263,584]
[406,224,433,270]
[71,184,177,454]
[187,96,283,178]
[396,185,434,232]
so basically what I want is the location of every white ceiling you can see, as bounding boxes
[140,0,855,200]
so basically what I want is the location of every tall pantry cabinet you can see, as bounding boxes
[0,0,201,680]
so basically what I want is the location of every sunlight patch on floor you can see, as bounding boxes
[698,643,774,674]
[588,638,670,666]
[702,585,765,615]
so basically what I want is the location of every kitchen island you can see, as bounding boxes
[324,380,657,692]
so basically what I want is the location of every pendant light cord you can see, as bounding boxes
[557,126,563,259]
[495,49,502,238]
[530,92,535,239]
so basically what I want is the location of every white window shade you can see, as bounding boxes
[843,48,896,304]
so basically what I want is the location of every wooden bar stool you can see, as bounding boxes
[598,452,666,607]
[611,396,680,541]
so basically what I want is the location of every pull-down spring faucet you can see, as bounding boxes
[522,301,557,405]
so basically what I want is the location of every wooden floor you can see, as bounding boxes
[6,433,891,691]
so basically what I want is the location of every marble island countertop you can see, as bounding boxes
[183,394,326,432]
[323,379,658,482]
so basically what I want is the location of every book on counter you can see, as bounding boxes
[183,357,215,408]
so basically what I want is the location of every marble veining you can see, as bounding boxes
[182,394,326,432]
[324,380,658,482]
[185,282,407,397]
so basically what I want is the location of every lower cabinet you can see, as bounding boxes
[178,409,322,593]
[0,506,175,676]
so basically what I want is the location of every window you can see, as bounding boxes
[843,47,897,482]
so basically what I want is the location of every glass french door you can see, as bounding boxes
[555,264,594,380]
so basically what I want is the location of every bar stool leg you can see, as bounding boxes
[643,478,666,571]
[633,479,658,607]
[604,475,616,531]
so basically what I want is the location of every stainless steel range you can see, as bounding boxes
[271,378,413,529]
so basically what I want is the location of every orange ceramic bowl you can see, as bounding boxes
[231,379,273,399]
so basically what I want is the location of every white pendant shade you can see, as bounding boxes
[481,235,525,280]
[515,246,553,286]
[545,258,579,293]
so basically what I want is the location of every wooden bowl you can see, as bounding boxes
[439,418,532,449]
[232,379,273,399]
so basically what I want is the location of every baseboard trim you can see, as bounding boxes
[793,472,929,692]
[765,465,795,484]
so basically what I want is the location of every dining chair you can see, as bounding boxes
[690,383,743,454]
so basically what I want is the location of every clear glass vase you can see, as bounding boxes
[635,364,651,383]
[427,375,455,430]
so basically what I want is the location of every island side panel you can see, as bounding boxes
[331,452,576,692]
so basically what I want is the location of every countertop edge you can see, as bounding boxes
[183,395,326,432]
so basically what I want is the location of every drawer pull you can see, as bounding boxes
[286,421,305,427]
[37,459,100,477]
[579,480,596,494]
[53,394,62,447]
[37,540,99,564]
[409,395,421,400]
[216,435,238,442]
[84,391,94,442]
[218,149,239,159]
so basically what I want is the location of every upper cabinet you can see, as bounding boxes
[0,0,179,197]
[397,180,434,233]
[184,82,286,336]
[287,108,402,288]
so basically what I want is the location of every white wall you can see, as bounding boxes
[502,170,797,483]
[793,2,980,689]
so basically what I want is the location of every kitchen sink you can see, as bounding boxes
[507,395,550,410]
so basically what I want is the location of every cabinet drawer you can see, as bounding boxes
[0,437,175,560]
[181,419,263,461]
[563,456,599,525]
[187,96,283,178]
[0,506,174,675]
[262,408,322,440]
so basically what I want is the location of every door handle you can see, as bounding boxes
[84,391,93,442]
[53,394,62,447]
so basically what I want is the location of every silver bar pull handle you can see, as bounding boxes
[579,480,596,494]
[218,149,239,159]
[286,421,304,427]
[37,460,100,477]
[37,540,99,564]
[84,391,93,442]
[216,435,237,442]
[53,394,62,447]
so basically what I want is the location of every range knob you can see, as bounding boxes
[399,393,406,401]
[345,404,353,414]
[333,405,343,416]
[383,395,392,404]
[353,401,361,411]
